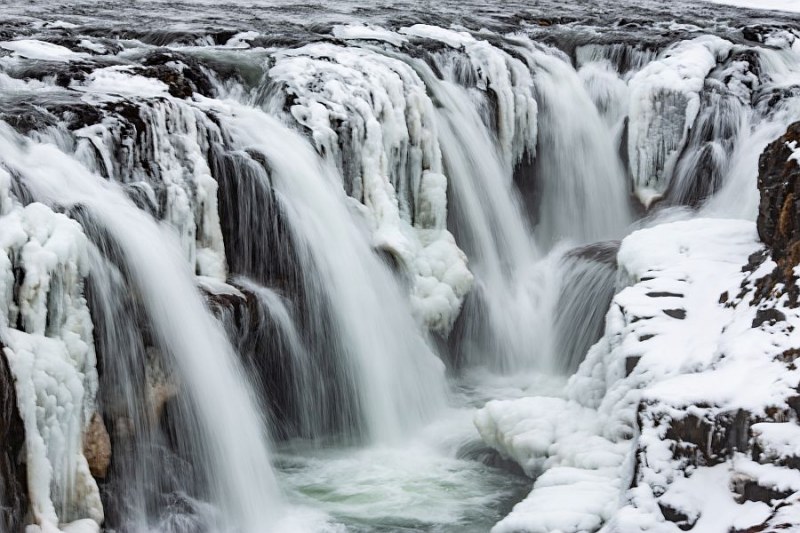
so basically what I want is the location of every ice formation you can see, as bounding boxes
[0,167,101,532]
[269,40,473,334]
[627,36,734,206]
[0,4,799,532]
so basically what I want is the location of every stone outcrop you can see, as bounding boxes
[757,121,800,264]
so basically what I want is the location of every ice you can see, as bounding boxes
[225,31,260,48]
[70,98,229,280]
[705,0,800,12]
[332,24,407,47]
[0,39,88,62]
[627,36,733,205]
[268,41,473,333]
[0,177,101,531]
[77,66,171,99]
[400,25,474,49]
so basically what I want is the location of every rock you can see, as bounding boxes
[0,345,28,531]
[83,412,112,479]
[757,121,800,263]
[663,308,687,319]
[750,122,800,309]
[135,50,219,98]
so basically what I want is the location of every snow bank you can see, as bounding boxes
[477,217,800,532]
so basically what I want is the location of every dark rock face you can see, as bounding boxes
[136,50,217,99]
[757,121,800,263]
[0,344,29,532]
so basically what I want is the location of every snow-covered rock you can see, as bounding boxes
[477,213,800,532]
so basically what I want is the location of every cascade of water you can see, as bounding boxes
[514,43,634,248]
[365,43,547,373]
[703,45,800,219]
[213,276,325,441]
[0,125,284,533]
[210,100,449,443]
[379,32,630,373]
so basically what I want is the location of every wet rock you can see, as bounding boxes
[0,345,28,532]
[146,348,179,427]
[566,241,621,264]
[625,355,641,376]
[135,50,216,98]
[754,121,800,306]
[83,412,112,479]
[663,308,686,319]
[738,478,794,505]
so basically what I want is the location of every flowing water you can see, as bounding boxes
[0,1,799,531]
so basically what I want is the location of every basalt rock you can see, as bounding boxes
[757,121,800,262]
[753,122,800,307]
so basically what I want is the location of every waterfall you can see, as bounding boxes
[210,101,448,443]
[1,7,800,532]
[0,125,283,532]
[410,56,550,373]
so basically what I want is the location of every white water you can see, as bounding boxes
[0,126,284,533]
[213,101,449,444]
[418,62,551,373]
[388,39,628,374]
[518,45,634,247]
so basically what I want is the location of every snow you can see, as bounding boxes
[788,140,800,162]
[400,25,474,49]
[77,40,108,55]
[225,31,260,48]
[0,39,88,62]
[706,0,800,12]
[477,218,800,533]
[77,66,171,99]
[332,25,407,47]
[752,422,800,461]
[197,276,245,298]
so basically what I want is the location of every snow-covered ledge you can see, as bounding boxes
[476,216,800,532]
